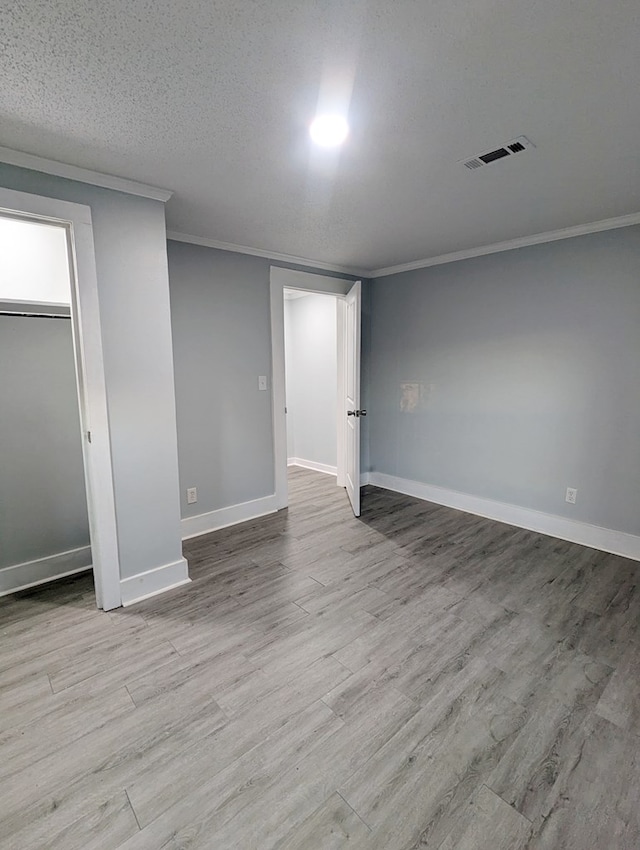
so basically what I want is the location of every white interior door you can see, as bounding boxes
[345,280,363,517]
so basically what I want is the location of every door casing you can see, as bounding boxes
[0,187,121,609]
[270,266,360,510]
[344,280,362,517]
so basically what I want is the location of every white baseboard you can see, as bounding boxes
[120,558,190,607]
[0,545,92,598]
[181,494,279,541]
[360,472,371,486]
[368,472,640,562]
[288,458,337,476]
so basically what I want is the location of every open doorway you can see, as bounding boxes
[270,267,363,516]
[0,216,91,598]
[0,189,120,609]
[284,288,340,477]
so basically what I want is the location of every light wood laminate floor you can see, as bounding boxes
[1,467,640,849]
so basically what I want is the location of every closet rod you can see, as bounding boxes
[0,311,71,319]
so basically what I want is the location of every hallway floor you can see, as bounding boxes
[1,467,639,848]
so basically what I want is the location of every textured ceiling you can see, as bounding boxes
[1,0,639,271]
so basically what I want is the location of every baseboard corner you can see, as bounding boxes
[367,472,640,562]
[0,545,92,598]
[288,458,338,476]
[120,557,190,607]
[181,494,279,540]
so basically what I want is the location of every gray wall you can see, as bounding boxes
[168,241,275,516]
[284,293,338,468]
[167,240,363,516]
[369,226,640,536]
[0,315,89,568]
[0,164,185,581]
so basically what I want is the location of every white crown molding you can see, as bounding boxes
[371,212,640,278]
[166,230,369,277]
[368,472,640,562]
[0,146,173,202]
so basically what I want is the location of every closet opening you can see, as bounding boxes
[0,190,119,609]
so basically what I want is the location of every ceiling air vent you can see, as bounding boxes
[462,136,535,170]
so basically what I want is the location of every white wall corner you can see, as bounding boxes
[181,494,279,541]
[120,558,190,607]
[368,472,640,562]
[0,545,92,598]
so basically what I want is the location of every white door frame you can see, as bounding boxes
[0,187,121,609]
[344,280,362,517]
[270,267,356,509]
[336,298,346,489]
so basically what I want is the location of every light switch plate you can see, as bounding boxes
[258,375,268,391]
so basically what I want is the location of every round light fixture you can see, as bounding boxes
[309,114,349,148]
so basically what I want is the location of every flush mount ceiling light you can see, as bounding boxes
[309,114,349,147]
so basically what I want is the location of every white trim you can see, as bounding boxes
[0,191,93,225]
[0,546,92,598]
[0,146,172,202]
[0,188,121,610]
[66,206,121,610]
[370,212,640,278]
[336,299,347,488]
[288,458,338,476]
[181,495,279,540]
[344,280,362,517]
[368,472,640,562]
[268,267,356,297]
[167,230,368,278]
[360,472,371,486]
[120,558,190,607]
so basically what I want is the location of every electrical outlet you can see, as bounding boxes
[258,375,268,391]
[565,487,577,504]
[186,487,198,504]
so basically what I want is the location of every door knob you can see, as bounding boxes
[357,410,367,417]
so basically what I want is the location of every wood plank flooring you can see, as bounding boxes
[1,466,639,849]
